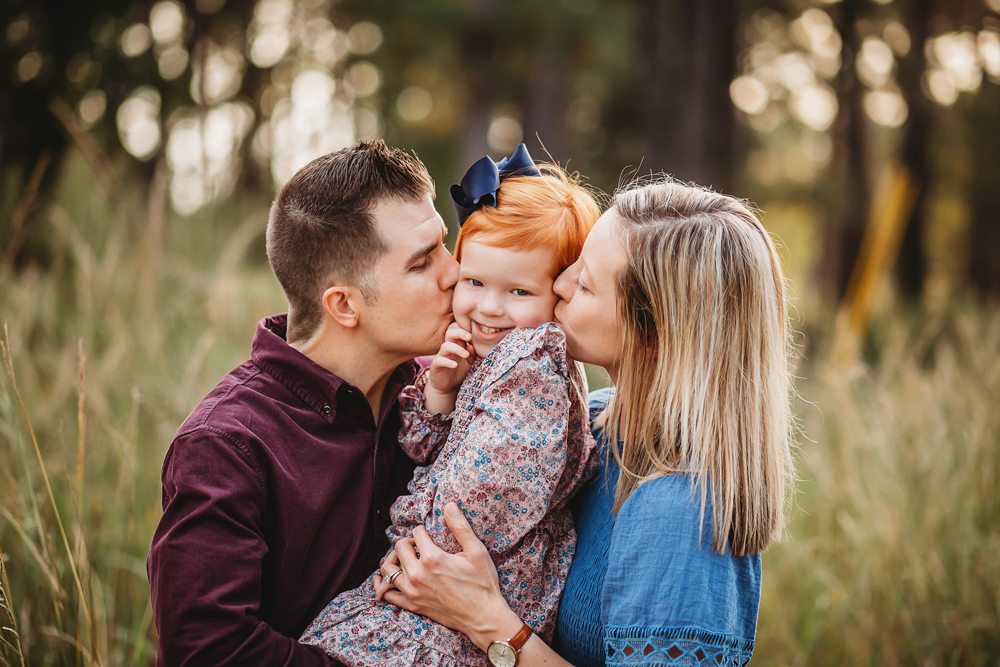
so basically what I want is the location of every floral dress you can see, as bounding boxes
[300,323,598,666]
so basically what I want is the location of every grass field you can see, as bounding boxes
[1,153,998,665]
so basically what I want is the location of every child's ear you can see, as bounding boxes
[322,285,361,328]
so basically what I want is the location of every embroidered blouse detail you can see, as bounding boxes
[301,323,597,666]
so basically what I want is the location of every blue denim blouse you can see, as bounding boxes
[555,388,760,666]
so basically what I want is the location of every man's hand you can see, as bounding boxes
[423,323,475,414]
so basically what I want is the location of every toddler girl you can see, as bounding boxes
[300,145,600,665]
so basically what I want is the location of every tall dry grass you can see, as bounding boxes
[1,150,998,664]
[0,151,283,665]
[756,308,1000,665]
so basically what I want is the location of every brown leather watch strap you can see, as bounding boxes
[509,622,533,651]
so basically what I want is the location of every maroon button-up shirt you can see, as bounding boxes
[147,314,418,665]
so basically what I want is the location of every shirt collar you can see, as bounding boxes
[250,314,419,420]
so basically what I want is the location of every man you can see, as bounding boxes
[147,141,459,665]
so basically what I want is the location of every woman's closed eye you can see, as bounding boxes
[575,277,590,294]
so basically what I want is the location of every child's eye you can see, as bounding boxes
[469,278,483,287]
[512,288,532,297]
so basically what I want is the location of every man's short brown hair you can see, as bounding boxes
[266,141,435,343]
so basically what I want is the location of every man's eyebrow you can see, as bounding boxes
[405,242,438,266]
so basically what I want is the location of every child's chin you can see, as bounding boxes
[474,338,504,358]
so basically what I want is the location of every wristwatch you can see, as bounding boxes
[486,622,533,667]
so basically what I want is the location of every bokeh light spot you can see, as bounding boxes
[313,26,350,67]
[158,45,189,80]
[487,115,523,153]
[7,15,30,46]
[150,1,185,45]
[730,76,769,115]
[857,37,895,89]
[16,51,43,83]
[925,69,958,105]
[348,22,382,55]
[397,86,433,122]
[978,30,1000,79]
[191,41,245,104]
[117,86,162,160]
[120,23,152,58]
[777,52,815,91]
[931,32,982,93]
[346,61,382,98]
[250,26,289,68]
[883,22,911,56]
[864,89,908,127]
[79,90,107,128]
[790,84,838,131]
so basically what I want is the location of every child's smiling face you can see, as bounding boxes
[452,240,560,357]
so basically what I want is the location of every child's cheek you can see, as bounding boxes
[451,288,474,331]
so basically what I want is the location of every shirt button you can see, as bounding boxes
[321,405,332,416]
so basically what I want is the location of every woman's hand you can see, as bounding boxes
[423,324,475,415]
[373,502,523,652]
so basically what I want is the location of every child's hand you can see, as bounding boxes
[424,323,475,414]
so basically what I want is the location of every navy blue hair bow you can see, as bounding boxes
[450,143,540,226]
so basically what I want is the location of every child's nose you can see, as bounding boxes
[478,292,504,317]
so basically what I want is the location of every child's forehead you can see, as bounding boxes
[460,241,559,281]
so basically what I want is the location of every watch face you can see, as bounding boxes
[487,641,517,667]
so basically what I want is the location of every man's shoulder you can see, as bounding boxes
[175,359,277,441]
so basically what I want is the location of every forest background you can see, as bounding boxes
[0,0,998,664]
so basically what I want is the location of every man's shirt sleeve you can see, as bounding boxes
[147,429,335,666]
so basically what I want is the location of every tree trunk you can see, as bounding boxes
[635,0,737,189]
[819,0,870,303]
[674,0,737,189]
[895,0,933,299]
[967,81,1000,296]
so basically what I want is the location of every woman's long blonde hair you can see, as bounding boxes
[601,178,793,557]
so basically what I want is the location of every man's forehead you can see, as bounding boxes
[373,197,443,242]
[374,197,440,229]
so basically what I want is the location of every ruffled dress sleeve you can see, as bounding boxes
[601,474,761,667]
[398,370,454,466]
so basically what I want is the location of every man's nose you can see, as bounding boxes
[440,252,460,290]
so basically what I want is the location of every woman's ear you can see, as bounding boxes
[322,284,362,328]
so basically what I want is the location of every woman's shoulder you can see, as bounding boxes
[621,474,699,517]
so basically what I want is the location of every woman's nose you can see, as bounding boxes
[553,263,577,302]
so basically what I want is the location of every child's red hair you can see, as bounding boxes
[455,164,601,275]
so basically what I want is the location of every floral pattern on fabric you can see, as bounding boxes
[301,323,598,666]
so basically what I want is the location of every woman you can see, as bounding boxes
[373,178,794,666]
